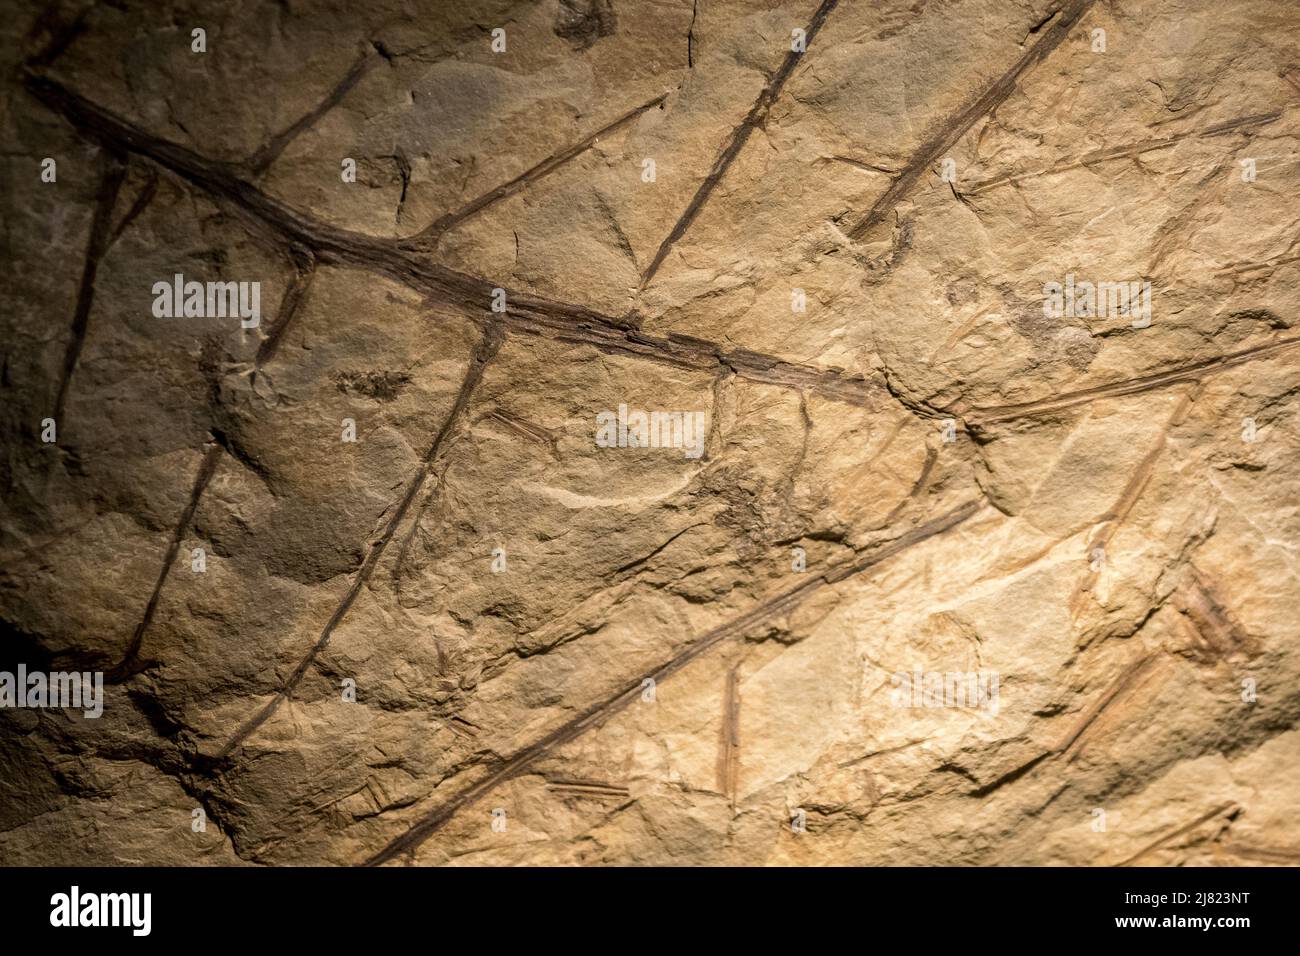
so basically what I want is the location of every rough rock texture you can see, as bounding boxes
[2,0,1299,866]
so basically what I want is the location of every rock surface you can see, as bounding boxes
[2,0,1299,866]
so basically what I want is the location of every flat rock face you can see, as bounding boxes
[2,0,1298,867]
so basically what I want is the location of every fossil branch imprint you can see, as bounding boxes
[5,0,1300,871]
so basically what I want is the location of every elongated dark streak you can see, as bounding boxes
[960,111,1281,196]
[687,0,698,68]
[415,93,670,242]
[254,252,316,367]
[640,0,840,286]
[246,51,376,175]
[966,335,1300,426]
[108,167,159,245]
[56,160,159,429]
[365,499,981,865]
[23,73,880,409]
[51,152,126,428]
[846,0,1095,240]
[106,443,224,682]
[216,324,505,760]
[1116,802,1238,867]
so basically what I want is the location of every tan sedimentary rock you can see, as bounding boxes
[2,0,1298,866]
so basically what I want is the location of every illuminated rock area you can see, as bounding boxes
[2,0,1299,866]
